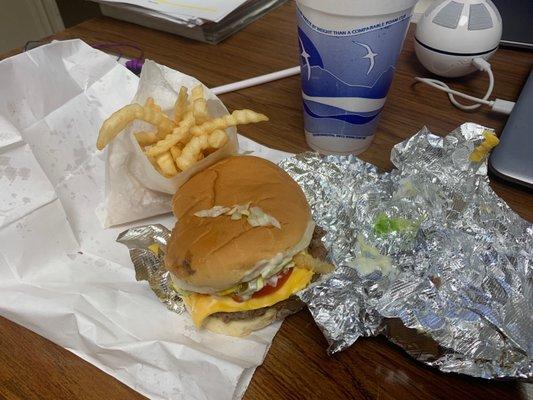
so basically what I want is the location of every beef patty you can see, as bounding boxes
[211,296,304,324]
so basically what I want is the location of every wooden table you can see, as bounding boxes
[1,2,532,399]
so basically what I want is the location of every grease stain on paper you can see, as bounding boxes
[0,156,32,183]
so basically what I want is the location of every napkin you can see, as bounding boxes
[0,39,291,400]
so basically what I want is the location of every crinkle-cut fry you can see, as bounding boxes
[190,109,268,137]
[470,130,500,162]
[293,252,335,274]
[97,104,140,150]
[174,128,227,171]
[173,87,188,123]
[169,145,182,161]
[144,98,168,140]
[145,111,195,157]
[145,97,161,113]
[193,98,209,124]
[208,129,228,149]
[156,151,178,177]
[138,106,175,138]
[190,84,204,102]
[175,135,209,171]
[145,97,170,140]
[96,103,175,150]
[134,131,158,146]
[188,84,205,120]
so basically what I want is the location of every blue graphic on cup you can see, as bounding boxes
[297,10,411,139]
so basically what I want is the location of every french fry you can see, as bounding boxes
[169,145,182,161]
[173,87,188,123]
[145,111,195,157]
[187,84,208,123]
[145,98,170,140]
[156,151,179,177]
[145,97,162,113]
[174,128,227,171]
[208,129,228,149]
[96,104,175,150]
[193,98,209,124]
[190,84,204,103]
[190,109,268,137]
[469,130,500,162]
[139,106,175,138]
[134,131,158,147]
[175,134,209,171]
[98,87,269,179]
[293,252,335,274]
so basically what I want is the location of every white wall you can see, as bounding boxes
[0,0,64,53]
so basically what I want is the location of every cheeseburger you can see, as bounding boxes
[164,156,333,336]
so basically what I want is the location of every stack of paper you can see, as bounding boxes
[91,0,287,43]
[91,0,249,26]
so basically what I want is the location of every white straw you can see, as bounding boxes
[211,66,300,95]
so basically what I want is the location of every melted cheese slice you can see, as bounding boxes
[183,267,314,328]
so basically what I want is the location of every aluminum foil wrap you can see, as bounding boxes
[116,224,185,315]
[280,123,532,380]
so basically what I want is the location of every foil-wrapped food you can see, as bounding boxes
[280,123,532,380]
[118,123,531,379]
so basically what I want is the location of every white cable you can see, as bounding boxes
[414,59,494,111]
[451,67,493,110]
[414,76,493,107]
[414,58,513,114]
[491,99,515,115]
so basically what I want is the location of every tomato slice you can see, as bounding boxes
[252,268,293,299]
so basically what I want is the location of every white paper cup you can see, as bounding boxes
[296,0,418,155]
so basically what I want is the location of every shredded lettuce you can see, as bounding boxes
[217,276,265,298]
[215,260,294,299]
[194,206,230,218]
[248,206,281,229]
[217,284,245,297]
[227,202,251,220]
[260,258,293,278]
[195,203,281,229]
[373,212,420,236]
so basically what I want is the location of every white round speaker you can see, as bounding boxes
[415,0,503,78]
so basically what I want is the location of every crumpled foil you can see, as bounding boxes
[116,224,185,315]
[280,123,532,380]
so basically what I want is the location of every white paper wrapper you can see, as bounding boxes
[0,39,292,400]
[105,60,239,227]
